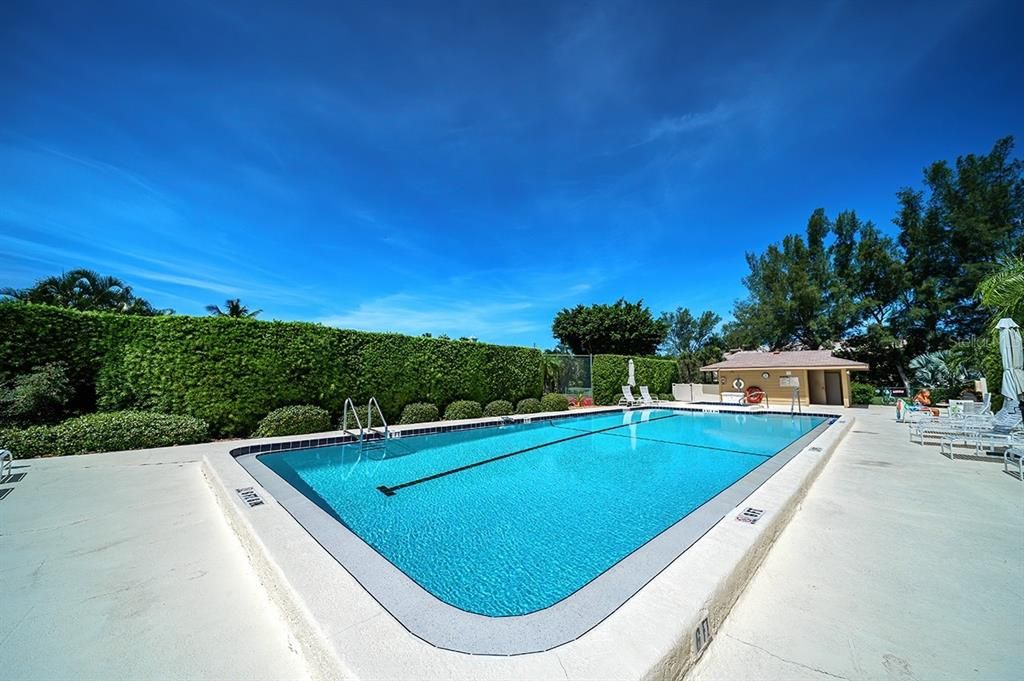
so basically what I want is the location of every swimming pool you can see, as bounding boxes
[250,408,828,623]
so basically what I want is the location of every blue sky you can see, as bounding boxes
[2,0,1022,347]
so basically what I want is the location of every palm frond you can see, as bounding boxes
[977,257,1024,323]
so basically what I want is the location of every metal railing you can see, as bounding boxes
[366,396,389,441]
[342,397,364,442]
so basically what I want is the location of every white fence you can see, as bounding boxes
[672,383,720,402]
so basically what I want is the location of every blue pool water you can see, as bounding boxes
[258,409,826,616]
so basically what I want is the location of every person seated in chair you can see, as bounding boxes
[912,389,940,417]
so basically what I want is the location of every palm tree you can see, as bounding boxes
[206,298,261,318]
[540,354,563,393]
[977,257,1024,323]
[0,268,169,315]
[909,350,981,390]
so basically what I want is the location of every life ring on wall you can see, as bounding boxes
[732,378,745,390]
[745,386,765,404]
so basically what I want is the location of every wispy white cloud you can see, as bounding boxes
[315,268,607,343]
[115,266,241,296]
[318,294,541,340]
[32,144,173,204]
[643,103,736,144]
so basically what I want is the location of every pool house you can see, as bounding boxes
[701,350,870,407]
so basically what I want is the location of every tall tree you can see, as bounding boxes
[724,209,858,350]
[839,219,911,386]
[552,299,667,355]
[725,138,1022,386]
[895,136,1024,350]
[0,269,170,315]
[205,298,262,318]
[659,308,721,355]
[660,307,724,383]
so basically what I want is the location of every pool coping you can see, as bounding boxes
[202,405,852,680]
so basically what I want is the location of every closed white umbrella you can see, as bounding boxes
[997,318,1024,403]
[627,358,636,387]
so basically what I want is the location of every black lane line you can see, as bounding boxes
[550,422,774,459]
[376,412,680,496]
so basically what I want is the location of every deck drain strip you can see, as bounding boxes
[550,422,773,459]
[377,412,680,496]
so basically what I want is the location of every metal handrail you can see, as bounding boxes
[367,397,389,441]
[342,397,364,442]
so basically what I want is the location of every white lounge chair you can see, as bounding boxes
[911,414,994,444]
[937,410,1024,459]
[619,385,639,406]
[0,448,11,483]
[1004,447,1023,482]
[939,429,1023,459]
[905,409,942,426]
[638,386,662,406]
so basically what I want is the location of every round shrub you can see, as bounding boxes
[483,399,514,417]
[658,393,675,402]
[540,393,570,412]
[253,405,332,438]
[850,382,875,405]
[516,398,543,414]
[444,400,483,420]
[1,362,74,426]
[399,402,439,425]
[0,411,209,458]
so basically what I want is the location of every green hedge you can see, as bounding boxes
[0,303,137,413]
[399,402,440,424]
[253,405,332,437]
[850,382,875,406]
[1,362,75,426]
[0,411,209,458]
[592,355,680,405]
[483,400,514,417]
[540,393,570,412]
[0,303,543,437]
[444,400,483,420]
[516,398,543,414]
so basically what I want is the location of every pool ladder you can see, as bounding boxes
[342,397,389,453]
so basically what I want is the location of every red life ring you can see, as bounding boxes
[745,386,765,404]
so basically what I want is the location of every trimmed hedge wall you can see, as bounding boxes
[0,303,544,437]
[0,303,139,413]
[592,354,680,405]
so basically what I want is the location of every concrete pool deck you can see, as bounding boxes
[1,405,1021,680]
[689,405,1024,681]
[0,445,308,680]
